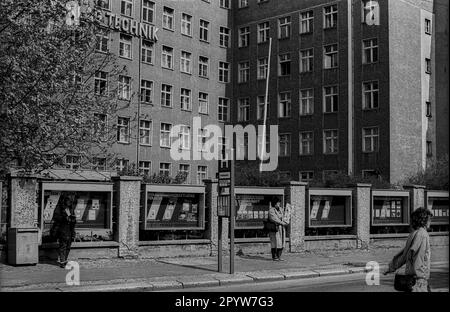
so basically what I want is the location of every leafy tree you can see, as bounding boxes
[0,0,127,176]
[403,154,449,190]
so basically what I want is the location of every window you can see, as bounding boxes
[279,134,291,157]
[257,57,268,80]
[362,127,379,152]
[180,51,192,74]
[140,120,152,145]
[426,101,432,117]
[160,123,172,147]
[220,0,230,9]
[238,98,250,122]
[197,166,208,184]
[160,163,171,176]
[140,79,153,104]
[121,0,133,17]
[425,58,431,74]
[299,132,313,156]
[218,61,230,83]
[300,11,314,34]
[300,171,314,182]
[93,157,107,171]
[323,86,338,113]
[300,48,314,73]
[238,0,248,8]
[219,27,230,47]
[198,92,209,114]
[257,95,269,120]
[96,0,110,10]
[199,56,209,78]
[141,40,153,64]
[279,92,291,118]
[323,130,338,154]
[119,34,132,59]
[218,97,229,122]
[161,84,173,107]
[118,75,131,100]
[278,16,291,39]
[200,19,209,42]
[258,22,270,43]
[94,71,108,95]
[117,117,130,143]
[179,125,190,150]
[163,7,174,30]
[279,53,291,76]
[238,61,250,83]
[65,155,81,170]
[180,88,191,111]
[116,158,129,172]
[179,164,190,184]
[161,46,173,69]
[324,4,338,29]
[142,0,154,24]
[197,129,208,152]
[239,26,249,47]
[300,89,314,115]
[324,44,338,69]
[426,141,432,156]
[181,13,192,36]
[139,161,151,176]
[362,81,379,109]
[95,29,109,52]
[425,18,432,35]
[363,38,378,64]
[93,113,107,139]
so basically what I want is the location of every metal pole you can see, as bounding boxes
[218,216,223,273]
[229,148,235,274]
[259,38,272,172]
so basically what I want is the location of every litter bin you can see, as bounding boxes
[7,227,39,265]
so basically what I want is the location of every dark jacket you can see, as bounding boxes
[52,208,76,241]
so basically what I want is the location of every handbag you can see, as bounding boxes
[393,230,420,292]
[263,219,278,233]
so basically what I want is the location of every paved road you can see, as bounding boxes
[161,265,449,292]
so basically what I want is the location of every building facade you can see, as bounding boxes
[230,0,448,184]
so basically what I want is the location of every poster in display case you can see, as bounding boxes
[142,185,205,230]
[427,191,449,225]
[307,189,352,228]
[371,190,410,226]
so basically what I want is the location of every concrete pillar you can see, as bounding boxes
[9,174,39,228]
[282,181,307,253]
[112,176,142,258]
[404,184,426,211]
[353,183,372,250]
[204,179,229,255]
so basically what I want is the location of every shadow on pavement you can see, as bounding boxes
[154,260,218,273]
[237,254,273,261]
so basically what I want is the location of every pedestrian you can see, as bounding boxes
[268,197,289,261]
[383,207,433,292]
[51,195,77,268]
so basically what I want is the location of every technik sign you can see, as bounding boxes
[101,12,159,41]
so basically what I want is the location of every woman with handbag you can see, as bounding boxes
[268,197,289,261]
[383,207,433,292]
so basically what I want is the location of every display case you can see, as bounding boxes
[141,184,205,230]
[426,191,449,225]
[371,190,410,226]
[40,181,113,242]
[306,189,352,228]
[235,187,284,229]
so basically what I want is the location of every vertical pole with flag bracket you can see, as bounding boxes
[229,148,235,274]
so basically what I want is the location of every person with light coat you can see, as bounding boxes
[268,197,289,261]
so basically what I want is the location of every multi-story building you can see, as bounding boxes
[230,0,449,184]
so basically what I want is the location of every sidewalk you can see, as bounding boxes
[0,246,448,292]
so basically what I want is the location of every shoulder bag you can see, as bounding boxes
[263,219,278,233]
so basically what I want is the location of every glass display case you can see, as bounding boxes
[371,190,410,226]
[426,191,449,225]
[307,189,352,228]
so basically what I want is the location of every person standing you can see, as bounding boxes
[52,195,77,268]
[268,197,289,261]
[384,207,433,292]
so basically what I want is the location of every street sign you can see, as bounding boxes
[219,172,231,179]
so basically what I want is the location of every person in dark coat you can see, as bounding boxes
[52,195,77,268]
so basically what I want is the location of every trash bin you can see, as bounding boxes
[7,227,39,265]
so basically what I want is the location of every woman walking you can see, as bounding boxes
[52,195,77,268]
[384,207,433,292]
[268,197,289,261]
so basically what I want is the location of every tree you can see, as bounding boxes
[403,154,449,190]
[0,0,127,176]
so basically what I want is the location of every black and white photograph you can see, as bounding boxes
[0,0,448,304]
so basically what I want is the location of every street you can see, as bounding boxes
[160,264,449,292]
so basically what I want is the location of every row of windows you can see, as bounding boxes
[237,82,379,121]
[96,0,230,47]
